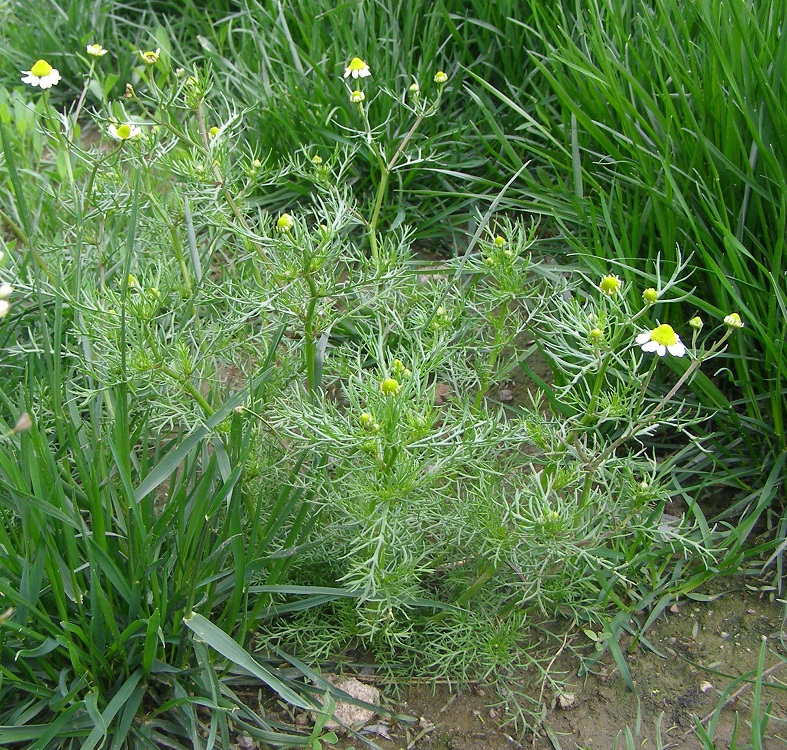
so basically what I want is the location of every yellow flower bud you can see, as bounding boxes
[276,213,294,233]
[380,378,401,396]
[642,287,658,305]
[599,274,622,296]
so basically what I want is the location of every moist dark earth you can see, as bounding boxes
[310,580,787,750]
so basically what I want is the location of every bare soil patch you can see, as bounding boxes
[320,581,786,750]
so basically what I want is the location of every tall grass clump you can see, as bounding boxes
[468,0,787,522]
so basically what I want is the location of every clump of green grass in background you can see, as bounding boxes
[468,0,786,526]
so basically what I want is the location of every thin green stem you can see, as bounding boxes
[430,563,498,622]
[302,272,320,395]
[71,60,96,126]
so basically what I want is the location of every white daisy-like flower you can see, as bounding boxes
[107,122,142,140]
[86,44,108,57]
[0,283,13,299]
[344,57,371,79]
[0,300,9,317]
[636,323,686,357]
[21,59,61,89]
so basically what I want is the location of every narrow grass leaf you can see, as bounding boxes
[183,613,312,709]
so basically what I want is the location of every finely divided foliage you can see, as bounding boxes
[0,0,780,746]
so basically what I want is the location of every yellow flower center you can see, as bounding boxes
[381,378,401,396]
[276,213,294,232]
[30,60,53,77]
[599,275,622,295]
[347,57,368,72]
[650,324,678,347]
[116,124,132,139]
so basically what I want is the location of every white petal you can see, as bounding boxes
[656,344,667,356]
[641,340,660,352]
[635,331,651,344]
[668,341,686,357]
[21,73,38,85]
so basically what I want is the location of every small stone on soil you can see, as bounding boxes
[558,693,577,710]
[313,674,380,732]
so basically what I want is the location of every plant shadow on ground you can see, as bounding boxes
[301,579,786,750]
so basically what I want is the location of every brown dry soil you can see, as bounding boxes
[319,581,787,750]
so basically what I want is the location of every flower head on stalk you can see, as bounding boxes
[599,274,622,296]
[108,122,142,140]
[86,44,108,57]
[21,59,61,89]
[139,48,160,65]
[635,324,686,357]
[344,57,371,79]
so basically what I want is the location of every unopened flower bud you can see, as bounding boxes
[276,213,294,233]
[380,377,401,396]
